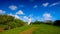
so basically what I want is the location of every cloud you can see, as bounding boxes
[43,13,52,21]
[14,15,20,19]
[23,16,28,19]
[9,13,14,16]
[43,13,52,18]
[9,5,17,10]
[16,10,24,15]
[23,14,33,22]
[22,16,28,22]
[9,13,20,19]
[49,2,60,7]
[0,10,5,14]
[42,2,49,7]
[9,13,33,22]
[33,5,38,8]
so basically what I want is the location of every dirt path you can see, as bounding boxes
[19,26,39,34]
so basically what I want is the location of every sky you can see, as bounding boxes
[0,0,60,22]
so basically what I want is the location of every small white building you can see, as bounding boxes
[28,17,31,25]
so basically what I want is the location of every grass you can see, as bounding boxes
[0,25,32,34]
[32,24,60,34]
[0,24,60,34]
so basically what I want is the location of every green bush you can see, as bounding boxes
[54,20,60,26]
[32,20,41,24]
[0,14,26,30]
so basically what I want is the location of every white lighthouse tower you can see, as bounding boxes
[28,17,31,25]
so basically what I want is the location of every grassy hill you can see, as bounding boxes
[32,24,60,34]
[0,24,60,34]
[0,25,32,34]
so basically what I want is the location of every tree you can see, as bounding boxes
[54,20,60,26]
[0,14,14,24]
[0,14,26,30]
[32,20,41,24]
[0,14,14,30]
[45,20,53,25]
[14,19,26,27]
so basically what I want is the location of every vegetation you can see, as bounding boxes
[0,14,26,31]
[32,20,41,24]
[44,20,53,25]
[32,24,60,34]
[0,24,60,34]
[0,25,32,34]
[0,14,14,24]
[53,20,60,26]
[0,14,60,34]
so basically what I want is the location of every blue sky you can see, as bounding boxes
[0,0,60,22]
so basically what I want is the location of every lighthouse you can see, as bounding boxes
[28,17,31,25]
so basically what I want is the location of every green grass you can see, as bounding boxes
[0,25,32,34]
[0,24,60,34]
[32,24,60,34]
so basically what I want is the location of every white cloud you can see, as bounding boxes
[16,10,24,15]
[49,2,60,7]
[23,16,28,19]
[23,14,33,22]
[0,10,5,14]
[14,15,20,19]
[43,13,52,21]
[22,16,28,22]
[9,5,17,10]
[9,13,20,19]
[42,2,49,7]
[9,13,14,16]
[33,5,38,8]
[43,13,52,18]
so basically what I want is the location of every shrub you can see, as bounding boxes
[54,20,60,26]
[0,14,26,30]
[32,20,41,24]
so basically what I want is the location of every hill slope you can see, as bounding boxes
[32,24,60,34]
[0,24,60,34]
[0,25,32,34]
